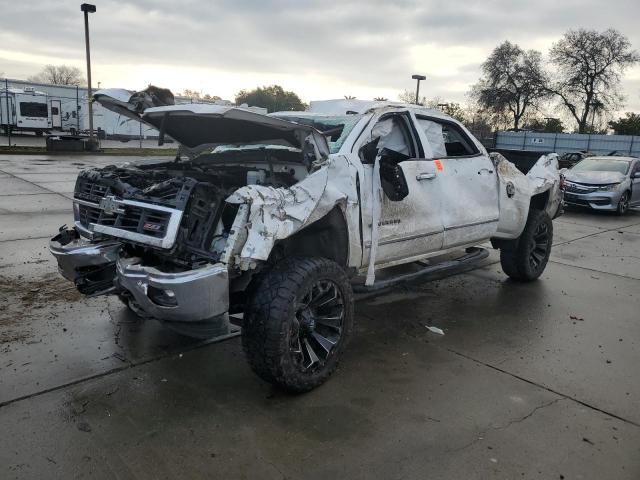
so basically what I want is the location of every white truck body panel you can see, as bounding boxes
[89,93,562,286]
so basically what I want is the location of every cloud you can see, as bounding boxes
[1,0,639,113]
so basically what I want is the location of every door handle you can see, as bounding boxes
[416,173,436,181]
[478,168,494,175]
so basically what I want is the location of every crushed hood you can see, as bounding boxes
[93,87,329,159]
[564,170,627,185]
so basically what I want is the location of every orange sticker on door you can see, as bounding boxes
[434,159,443,172]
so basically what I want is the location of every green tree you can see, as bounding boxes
[235,85,305,113]
[549,29,639,133]
[432,102,467,124]
[526,117,565,133]
[609,113,640,135]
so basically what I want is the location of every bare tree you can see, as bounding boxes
[373,97,388,101]
[548,29,639,133]
[179,88,202,99]
[28,65,85,86]
[344,95,356,100]
[471,41,548,130]
[398,89,427,105]
[179,89,221,101]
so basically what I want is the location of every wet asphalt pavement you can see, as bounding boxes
[0,154,639,479]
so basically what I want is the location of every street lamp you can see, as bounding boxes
[81,3,96,147]
[411,74,426,105]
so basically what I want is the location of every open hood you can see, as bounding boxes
[93,88,329,160]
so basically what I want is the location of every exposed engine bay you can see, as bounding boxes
[65,148,309,300]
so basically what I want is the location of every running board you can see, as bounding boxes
[353,247,489,293]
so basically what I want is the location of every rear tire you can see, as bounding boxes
[242,257,353,393]
[500,209,553,282]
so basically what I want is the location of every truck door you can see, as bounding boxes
[415,116,499,249]
[360,112,444,266]
[50,100,62,129]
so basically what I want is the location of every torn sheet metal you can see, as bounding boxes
[527,153,562,218]
[527,153,560,195]
[492,152,561,239]
[225,158,356,267]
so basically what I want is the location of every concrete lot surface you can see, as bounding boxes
[0,154,639,479]
[0,132,174,149]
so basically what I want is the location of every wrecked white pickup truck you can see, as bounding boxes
[50,87,562,392]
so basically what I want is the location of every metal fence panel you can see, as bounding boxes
[495,131,640,157]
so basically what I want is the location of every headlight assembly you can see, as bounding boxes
[596,183,621,192]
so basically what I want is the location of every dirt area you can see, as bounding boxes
[0,273,83,344]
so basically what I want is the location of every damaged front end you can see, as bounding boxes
[49,161,238,326]
[50,88,337,335]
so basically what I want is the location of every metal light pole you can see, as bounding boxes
[411,74,426,105]
[81,3,96,146]
[4,78,11,146]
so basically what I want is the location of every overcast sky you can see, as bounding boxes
[1,0,640,114]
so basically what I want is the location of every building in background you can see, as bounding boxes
[0,78,236,139]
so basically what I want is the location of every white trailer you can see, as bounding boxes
[0,87,52,135]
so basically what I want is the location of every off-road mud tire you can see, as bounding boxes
[500,209,553,282]
[242,257,354,393]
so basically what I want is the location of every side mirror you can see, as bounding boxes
[633,172,640,179]
[379,148,410,201]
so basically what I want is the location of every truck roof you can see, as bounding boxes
[279,99,455,122]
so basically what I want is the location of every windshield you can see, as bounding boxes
[572,158,630,175]
[272,114,362,154]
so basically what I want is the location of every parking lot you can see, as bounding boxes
[1,133,175,150]
[1,154,639,479]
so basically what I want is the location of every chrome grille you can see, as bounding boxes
[75,176,111,203]
[74,198,182,249]
[564,182,597,194]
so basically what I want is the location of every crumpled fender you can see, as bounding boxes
[527,153,560,194]
[492,152,562,239]
[527,153,562,219]
[225,158,354,266]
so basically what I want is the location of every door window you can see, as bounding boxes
[374,116,415,157]
[416,118,479,158]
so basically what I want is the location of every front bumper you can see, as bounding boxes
[50,227,229,322]
[563,190,622,211]
[116,258,229,322]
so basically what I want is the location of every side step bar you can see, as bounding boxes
[353,247,489,293]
